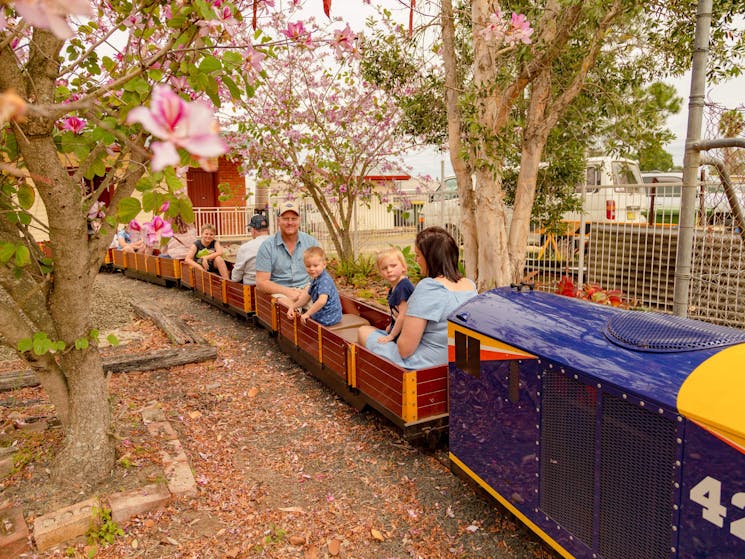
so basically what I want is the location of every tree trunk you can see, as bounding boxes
[509,142,544,283]
[51,349,115,486]
[474,168,512,289]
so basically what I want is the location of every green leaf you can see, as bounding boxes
[106,334,119,347]
[102,56,116,72]
[16,183,35,209]
[165,170,184,192]
[17,338,32,352]
[135,174,156,193]
[222,75,241,100]
[89,328,99,339]
[75,337,89,350]
[32,334,49,356]
[123,77,150,96]
[14,245,30,267]
[117,197,141,222]
[198,55,222,74]
[142,190,158,212]
[86,158,107,179]
[167,13,187,27]
[53,341,66,352]
[178,199,195,224]
[188,71,210,95]
[39,257,54,274]
[222,51,244,70]
[60,132,83,154]
[0,242,15,264]
[204,75,220,106]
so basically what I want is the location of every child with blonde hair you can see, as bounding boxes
[287,246,342,326]
[376,247,415,343]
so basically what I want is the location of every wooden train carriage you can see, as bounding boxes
[276,295,376,409]
[157,257,181,282]
[111,249,126,269]
[353,345,448,443]
[191,267,226,308]
[224,280,255,317]
[274,294,447,441]
[124,253,174,286]
[180,262,196,289]
[448,287,745,559]
[254,289,278,332]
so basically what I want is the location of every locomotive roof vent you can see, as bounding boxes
[604,312,745,353]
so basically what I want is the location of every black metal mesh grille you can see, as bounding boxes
[540,370,597,546]
[599,395,676,559]
[604,311,745,352]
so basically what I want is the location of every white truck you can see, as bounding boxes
[417,157,648,243]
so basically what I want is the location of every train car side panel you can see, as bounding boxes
[413,366,448,419]
[180,264,195,289]
[297,321,321,362]
[112,249,126,269]
[354,346,405,418]
[679,420,745,558]
[158,258,181,281]
[319,329,348,380]
[255,290,277,332]
[225,282,254,314]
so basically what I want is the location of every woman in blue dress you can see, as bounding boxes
[358,226,478,370]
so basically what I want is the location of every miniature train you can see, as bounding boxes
[108,249,448,444]
[106,249,745,559]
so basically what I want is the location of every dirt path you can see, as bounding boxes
[1,273,557,559]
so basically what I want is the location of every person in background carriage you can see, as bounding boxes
[358,226,477,370]
[160,215,197,260]
[184,223,230,279]
[231,214,270,285]
[113,222,146,253]
[255,201,319,304]
[286,246,342,326]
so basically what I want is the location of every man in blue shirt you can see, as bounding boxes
[255,201,319,304]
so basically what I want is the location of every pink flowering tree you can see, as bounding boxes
[233,8,420,262]
[0,0,313,486]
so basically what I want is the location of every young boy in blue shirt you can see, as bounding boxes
[286,246,342,326]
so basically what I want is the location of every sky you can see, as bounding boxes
[298,0,744,176]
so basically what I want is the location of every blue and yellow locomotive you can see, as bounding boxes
[448,287,745,559]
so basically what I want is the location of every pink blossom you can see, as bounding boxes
[170,76,188,91]
[13,0,92,40]
[126,85,227,172]
[141,215,173,246]
[87,201,106,220]
[479,10,533,47]
[244,44,266,74]
[60,116,86,134]
[128,220,141,231]
[158,201,170,214]
[282,21,311,46]
[479,11,507,43]
[508,13,533,46]
[331,24,357,57]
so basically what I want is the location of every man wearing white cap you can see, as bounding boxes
[255,201,319,302]
[231,214,270,285]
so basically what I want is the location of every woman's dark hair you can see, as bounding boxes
[415,226,462,282]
